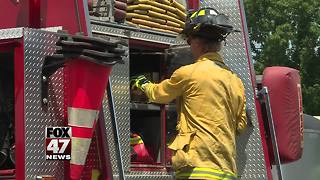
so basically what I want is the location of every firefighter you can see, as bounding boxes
[131,7,247,180]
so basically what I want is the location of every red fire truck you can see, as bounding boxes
[0,0,307,179]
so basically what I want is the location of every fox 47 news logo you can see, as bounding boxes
[45,127,71,160]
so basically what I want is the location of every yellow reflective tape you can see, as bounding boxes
[194,167,236,177]
[198,9,206,16]
[176,173,235,180]
[130,136,141,140]
[71,137,92,165]
[176,173,232,180]
[68,107,99,128]
[130,136,144,145]
[176,167,237,180]
[190,11,197,18]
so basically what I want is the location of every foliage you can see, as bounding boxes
[244,0,320,115]
[303,84,320,115]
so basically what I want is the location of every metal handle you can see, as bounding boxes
[258,87,283,180]
[107,79,126,180]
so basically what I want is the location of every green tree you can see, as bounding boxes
[244,0,320,115]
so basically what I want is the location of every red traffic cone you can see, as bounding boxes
[66,60,112,180]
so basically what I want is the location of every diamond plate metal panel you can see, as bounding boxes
[201,0,268,179]
[0,28,23,40]
[117,173,174,180]
[98,35,179,179]
[24,29,105,180]
[98,36,131,175]
[91,22,184,45]
[40,26,63,33]
[24,29,65,179]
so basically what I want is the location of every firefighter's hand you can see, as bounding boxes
[130,75,151,92]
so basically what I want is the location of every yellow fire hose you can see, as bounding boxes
[127,19,177,34]
[166,20,181,28]
[126,0,186,34]
[155,0,171,6]
[139,23,178,34]
[127,8,185,27]
[128,0,186,20]
[148,10,185,27]
[175,8,187,20]
[127,4,166,14]
[156,0,186,20]
[166,11,182,21]
[152,27,177,34]
[159,24,183,33]
[131,18,162,28]
[126,12,167,24]
[126,21,138,27]
[133,0,177,14]
[169,0,186,13]
[127,17,182,33]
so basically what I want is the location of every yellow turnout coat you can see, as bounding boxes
[144,52,247,179]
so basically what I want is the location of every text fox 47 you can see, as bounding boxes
[45,127,71,160]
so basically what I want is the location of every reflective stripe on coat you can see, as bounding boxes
[176,167,237,180]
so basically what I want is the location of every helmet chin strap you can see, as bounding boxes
[220,32,231,46]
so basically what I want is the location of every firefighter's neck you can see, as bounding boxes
[191,37,222,60]
[193,44,221,60]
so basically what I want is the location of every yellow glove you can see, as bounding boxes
[130,75,151,92]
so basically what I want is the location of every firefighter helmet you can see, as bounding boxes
[180,7,239,42]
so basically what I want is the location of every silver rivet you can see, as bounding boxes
[43,98,48,104]
[42,76,47,82]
